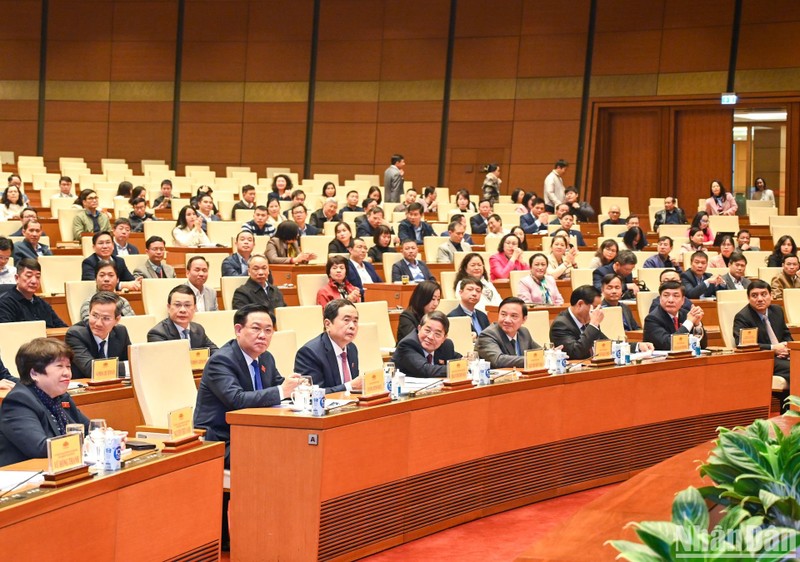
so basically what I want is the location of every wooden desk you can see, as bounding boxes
[270,263,325,287]
[0,442,224,560]
[364,282,417,308]
[517,415,799,561]
[165,245,231,267]
[228,352,772,561]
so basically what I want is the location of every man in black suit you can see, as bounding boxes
[470,199,493,235]
[592,250,639,299]
[294,299,363,393]
[221,231,254,277]
[391,240,435,282]
[309,198,339,229]
[147,285,219,353]
[193,304,304,548]
[0,258,67,328]
[12,220,52,262]
[520,197,550,235]
[642,280,707,351]
[652,196,687,228]
[732,279,791,381]
[111,218,140,256]
[290,204,320,236]
[476,296,540,368]
[65,291,131,378]
[392,311,462,377]
[550,212,586,246]
[81,231,141,291]
[231,254,286,311]
[346,238,381,298]
[549,285,610,360]
[680,251,725,299]
[337,190,363,219]
[447,277,490,336]
[397,202,434,244]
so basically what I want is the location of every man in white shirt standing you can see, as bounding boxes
[543,159,568,212]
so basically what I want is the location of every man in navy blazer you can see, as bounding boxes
[391,240,435,282]
[346,238,381,298]
[392,311,462,377]
[520,197,550,234]
[294,299,363,393]
[12,220,52,262]
[681,251,725,299]
[65,292,131,378]
[642,280,707,351]
[397,202,434,244]
[194,304,303,468]
[447,277,490,335]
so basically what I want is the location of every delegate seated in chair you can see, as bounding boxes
[147,285,219,354]
[65,291,131,379]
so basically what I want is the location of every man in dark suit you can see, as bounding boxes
[652,196,687,228]
[133,236,176,279]
[346,238,381,298]
[294,299,363,393]
[147,285,219,353]
[520,197,550,234]
[550,285,610,360]
[732,279,791,381]
[550,212,586,246]
[221,231,254,277]
[392,311,462,377]
[476,296,540,368]
[231,254,286,311]
[111,218,140,256]
[12,220,52,262]
[309,198,339,229]
[470,199,493,235]
[592,250,639,299]
[721,251,751,291]
[448,277,490,336]
[642,280,707,351]
[391,240,435,282]
[397,202,434,244]
[337,190,363,219]
[65,291,131,378]
[290,204,320,236]
[0,258,67,328]
[649,268,692,314]
[600,273,639,330]
[193,303,304,548]
[680,251,725,299]
[81,231,141,291]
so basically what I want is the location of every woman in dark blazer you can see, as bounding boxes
[396,281,441,342]
[0,338,89,467]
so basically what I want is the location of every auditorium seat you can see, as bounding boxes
[220,276,248,310]
[56,207,83,242]
[120,314,157,344]
[440,271,456,299]
[300,235,334,264]
[782,288,800,326]
[598,306,624,341]
[354,301,396,353]
[708,215,739,234]
[141,277,185,318]
[744,252,771,278]
[601,224,627,238]
[39,255,83,295]
[436,299,459,313]
[423,236,444,263]
[353,322,383,374]
[275,306,323,348]
[120,254,149,274]
[657,224,688,239]
[65,280,97,323]
[748,206,778,225]
[524,310,550,346]
[717,301,742,348]
[600,196,630,218]
[636,291,659,325]
[144,220,178,243]
[0,321,47,377]
[129,339,197,429]
[447,316,474,356]
[758,267,782,283]
[269,330,297,378]
[570,268,594,291]
[382,252,404,282]
[296,274,329,306]
[193,310,236,348]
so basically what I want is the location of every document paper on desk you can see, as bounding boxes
[0,471,44,492]
[404,377,447,392]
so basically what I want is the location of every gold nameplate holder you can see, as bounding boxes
[41,433,92,488]
[162,406,201,453]
[668,333,693,359]
[590,339,616,367]
[519,349,549,378]
[357,369,391,407]
[737,328,760,351]
[443,358,472,391]
[189,348,210,372]
[87,357,123,390]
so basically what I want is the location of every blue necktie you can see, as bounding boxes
[98,340,106,358]
[251,360,262,390]
[471,313,482,335]
[514,339,521,356]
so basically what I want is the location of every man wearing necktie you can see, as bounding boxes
[294,299,363,393]
[642,281,706,351]
[146,285,219,354]
[391,239,435,283]
[392,311,462,377]
[133,236,176,279]
[477,297,541,368]
[194,303,303,549]
[732,280,792,385]
[65,291,131,378]
[447,277,490,338]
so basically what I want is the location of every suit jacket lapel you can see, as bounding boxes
[321,335,342,385]
[232,341,256,390]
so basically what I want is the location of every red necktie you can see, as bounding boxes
[340,351,351,383]
[673,316,679,331]
[427,353,433,364]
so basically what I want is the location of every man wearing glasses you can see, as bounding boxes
[65,291,130,378]
[72,190,111,239]
[147,285,218,353]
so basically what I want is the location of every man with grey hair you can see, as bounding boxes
[309,197,339,229]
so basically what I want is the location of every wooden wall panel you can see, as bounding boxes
[517,34,587,77]
[316,41,382,81]
[659,28,731,73]
[738,22,800,70]
[605,110,662,212]
[0,40,41,78]
[592,31,662,76]
[245,41,311,81]
[241,122,306,169]
[177,122,242,169]
[108,122,173,161]
[662,0,733,27]
[452,38,521,79]
[110,42,176,81]
[380,39,448,80]
[673,108,733,213]
[595,0,664,32]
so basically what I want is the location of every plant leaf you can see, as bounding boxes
[672,487,710,530]
[633,521,679,560]
[605,540,664,562]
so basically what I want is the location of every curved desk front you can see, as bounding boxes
[227,351,773,561]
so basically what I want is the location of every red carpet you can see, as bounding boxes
[220,484,618,561]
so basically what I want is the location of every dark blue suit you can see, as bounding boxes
[112,243,139,256]
[294,333,359,394]
[81,254,136,282]
[680,271,718,299]
[397,219,434,243]
[13,240,52,262]
[447,304,490,334]
[346,260,381,298]
[0,383,89,467]
[391,331,461,378]
[592,263,634,291]
[551,229,586,247]
[194,339,284,468]
[391,259,435,283]
[520,213,548,234]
